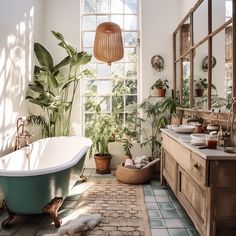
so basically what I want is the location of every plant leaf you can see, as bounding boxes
[53,56,70,72]
[34,43,53,70]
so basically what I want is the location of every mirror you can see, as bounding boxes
[182,58,191,108]
[212,0,232,32]
[180,18,191,56]
[173,0,234,112]
[212,26,232,111]
[193,0,208,45]
[193,41,208,109]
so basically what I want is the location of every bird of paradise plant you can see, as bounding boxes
[26,31,92,137]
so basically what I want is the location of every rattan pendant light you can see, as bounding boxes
[94,22,123,66]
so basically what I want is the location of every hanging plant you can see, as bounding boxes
[26,31,92,137]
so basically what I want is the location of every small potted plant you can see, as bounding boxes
[194,77,208,97]
[87,109,115,174]
[151,78,169,97]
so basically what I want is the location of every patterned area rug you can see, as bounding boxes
[75,178,151,236]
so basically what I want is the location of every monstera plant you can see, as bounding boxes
[26,31,91,137]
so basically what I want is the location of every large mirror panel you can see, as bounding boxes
[182,57,191,108]
[180,18,191,56]
[193,41,208,109]
[193,0,208,45]
[173,0,234,112]
[212,27,232,111]
[212,0,232,32]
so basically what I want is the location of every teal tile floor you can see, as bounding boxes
[0,169,199,236]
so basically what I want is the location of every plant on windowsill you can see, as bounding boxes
[151,78,169,97]
[194,77,208,97]
[26,31,92,137]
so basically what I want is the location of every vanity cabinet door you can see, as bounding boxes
[162,150,177,193]
[177,166,207,236]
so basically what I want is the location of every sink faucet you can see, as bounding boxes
[14,117,32,151]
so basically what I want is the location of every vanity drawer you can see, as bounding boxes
[190,153,207,186]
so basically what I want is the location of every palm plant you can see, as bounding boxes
[26,31,91,137]
[140,99,169,158]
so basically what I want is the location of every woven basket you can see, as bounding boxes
[115,164,153,184]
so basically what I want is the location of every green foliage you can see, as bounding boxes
[26,31,92,137]
[122,138,133,155]
[151,78,169,90]
[88,110,115,156]
[140,99,169,158]
[85,77,132,157]
[194,77,208,90]
[194,77,216,90]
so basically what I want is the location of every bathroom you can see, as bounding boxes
[0,0,235,235]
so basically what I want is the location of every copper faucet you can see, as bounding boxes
[14,117,32,151]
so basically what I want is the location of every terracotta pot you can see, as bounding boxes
[195,89,204,97]
[94,153,112,174]
[156,88,166,97]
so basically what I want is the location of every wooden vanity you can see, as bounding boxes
[161,129,236,236]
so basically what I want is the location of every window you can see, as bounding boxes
[81,0,139,137]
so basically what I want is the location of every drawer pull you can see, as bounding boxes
[193,163,200,169]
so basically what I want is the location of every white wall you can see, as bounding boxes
[42,0,83,135]
[181,0,198,18]
[141,0,182,100]
[0,0,45,157]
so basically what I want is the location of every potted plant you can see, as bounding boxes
[151,78,169,97]
[194,77,208,97]
[87,109,115,174]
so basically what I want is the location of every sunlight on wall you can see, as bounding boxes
[0,6,35,157]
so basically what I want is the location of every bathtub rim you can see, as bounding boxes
[0,136,92,177]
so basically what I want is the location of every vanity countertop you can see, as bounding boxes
[161,128,236,160]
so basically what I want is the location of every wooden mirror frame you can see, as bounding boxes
[173,0,235,112]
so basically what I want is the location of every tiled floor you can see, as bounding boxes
[0,169,199,236]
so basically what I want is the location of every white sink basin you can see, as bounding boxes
[172,125,195,134]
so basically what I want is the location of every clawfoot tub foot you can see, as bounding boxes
[79,168,87,182]
[1,200,16,228]
[42,197,63,228]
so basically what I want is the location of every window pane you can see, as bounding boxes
[97,15,109,25]
[125,63,137,77]
[125,32,138,47]
[111,0,123,13]
[125,79,137,94]
[124,15,137,30]
[112,96,124,111]
[82,63,97,77]
[84,96,96,111]
[84,0,96,13]
[98,64,111,78]
[124,0,137,14]
[83,32,95,47]
[98,80,111,95]
[83,16,96,30]
[84,80,97,95]
[111,15,124,29]
[99,96,111,112]
[97,0,109,13]
[125,47,137,62]
[125,95,137,107]
[111,63,124,77]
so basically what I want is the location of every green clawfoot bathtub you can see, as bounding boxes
[0,136,92,227]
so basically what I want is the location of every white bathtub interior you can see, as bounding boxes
[0,136,92,176]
